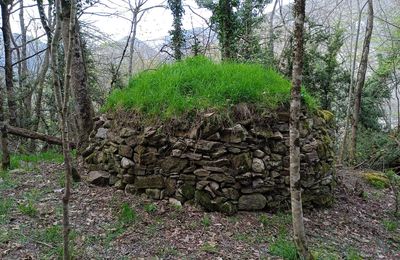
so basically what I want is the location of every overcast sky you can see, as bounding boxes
[8,0,289,45]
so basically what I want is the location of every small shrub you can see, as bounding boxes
[0,197,14,224]
[157,246,179,257]
[18,201,37,217]
[0,170,17,191]
[119,202,137,224]
[363,172,389,189]
[259,214,269,228]
[346,247,362,260]
[144,203,157,213]
[269,235,298,260]
[201,242,218,253]
[383,219,398,232]
[201,215,211,227]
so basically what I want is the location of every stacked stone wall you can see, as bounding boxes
[83,107,335,214]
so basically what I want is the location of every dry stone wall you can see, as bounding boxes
[83,107,335,214]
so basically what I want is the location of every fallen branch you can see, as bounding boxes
[6,124,75,148]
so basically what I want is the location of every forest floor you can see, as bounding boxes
[0,159,399,259]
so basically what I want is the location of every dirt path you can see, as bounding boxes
[1,163,399,259]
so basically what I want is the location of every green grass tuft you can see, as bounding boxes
[144,203,157,213]
[383,219,398,232]
[201,215,212,227]
[18,201,37,217]
[0,197,14,224]
[269,235,298,260]
[119,202,137,224]
[104,56,317,118]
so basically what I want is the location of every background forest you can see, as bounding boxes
[1,0,400,259]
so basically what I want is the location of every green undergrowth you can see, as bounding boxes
[104,56,317,119]
[10,150,64,169]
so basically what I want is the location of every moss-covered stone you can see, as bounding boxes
[181,183,196,200]
[218,201,237,215]
[363,172,389,189]
[318,110,334,123]
[195,190,217,211]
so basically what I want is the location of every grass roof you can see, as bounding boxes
[104,56,317,118]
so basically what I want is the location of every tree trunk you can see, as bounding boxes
[128,11,138,75]
[61,0,94,150]
[19,0,32,128]
[290,0,313,259]
[349,0,374,163]
[0,0,17,126]
[5,124,74,148]
[267,0,278,65]
[219,0,235,60]
[0,81,10,170]
[52,0,75,258]
[338,0,364,165]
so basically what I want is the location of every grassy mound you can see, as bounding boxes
[104,56,317,118]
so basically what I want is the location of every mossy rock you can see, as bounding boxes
[195,190,217,211]
[218,201,237,215]
[317,110,334,123]
[363,172,389,189]
[181,183,196,200]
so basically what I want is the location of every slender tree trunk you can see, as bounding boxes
[0,0,17,126]
[50,0,73,258]
[19,0,32,128]
[267,0,278,65]
[128,12,138,75]
[219,0,235,60]
[0,81,10,170]
[290,0,313,259]
[349,0,374,163]
[338,0,364,164]
[61,0,94,150]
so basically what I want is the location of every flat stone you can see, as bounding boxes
[169,198,182,207]
[134,175,165,189]
[146,188,161,199]
[125,184,137,194]
[253,149,265,158]
[209,173,234,183]
[119,145,133,158]
[121,157,135,169]
[181,153,202,160]
[231,153,252,172]
[87,171,110,186]
[221,124,248,143]
[95,128,108,139]
[252,158,265,173]
[144,126,157,137]
[122,174,135,184]
[203,166,225,173]
[306,151,319,163]
[196,180,210,190]
[222,188,240,200]
[194,169,210,177]
[195,140,222,151]
[120,127,136,138]
[195,158,231,167]
[160,157,188,173]
[172,149,182,157]
[238,194,267,210]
